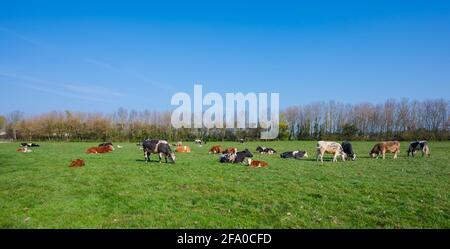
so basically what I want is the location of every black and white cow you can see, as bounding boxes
[142,139,176,163]
[280,150,308,159]
[407,141,430,157]
[20,142,40,147]
[195,139,205,145]
[219,153,236,163]
[341,141,356,161]
[256,146,277,154]
[99,142,114,150]
[233,149,253,163]
[239,138,245,144]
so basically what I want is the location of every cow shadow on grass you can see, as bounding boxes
[135,159,166,163]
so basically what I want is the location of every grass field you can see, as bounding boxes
[0,141,449,228]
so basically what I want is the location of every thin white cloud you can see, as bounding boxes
[25,84,107,102]
[0,26,46,48]
[84,57,177,92]
[64,84,124,97]
[0,71,123,102]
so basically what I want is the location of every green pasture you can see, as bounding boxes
[0,141,448,228]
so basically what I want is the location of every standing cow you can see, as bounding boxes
[316,141,346,163]
[407,141,430,157]
[369,141,400,159]
[143,139,176,163]
[341,141,356,161]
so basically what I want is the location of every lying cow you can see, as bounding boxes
[233,149,254,164]
[69,159,85,168]
[370,141,400,159]
[209,145,223,154]
[256,146,277,154]
[143,139,176,163]
[86,145,114,154]
[20,143,40,147]
[17,147,32,153]
[223,147,238,154]
[316,141,346,163]
[407,141,430,157]
[247,159,269,168]
[219,153,237,163]
[341,141,356,161]
[176,145,191,153]
[99,142,113,147]
[280,150,308,159]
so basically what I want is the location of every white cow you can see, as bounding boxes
[316,141,346,163]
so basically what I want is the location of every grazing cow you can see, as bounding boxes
[195,139,205,145]
[209,145,223,154]
[223,147,238,154]
[341,141,356,161]
[143,139,176,163]
[256,146,276,154]
[176,145,191,153]
[20,143,40,147]
[407,141,430,157]
[239,138,245,144]
[280,150,308,159]
[69,159,85,168]
[370,141,400,159]
[86,145,114,154]
[247,158,269,168]
[233,149,253,163]
[17,147,32,153]
[316,141,346,163]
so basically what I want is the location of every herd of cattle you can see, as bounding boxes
[16,139,431,168]
[137,139,431,167]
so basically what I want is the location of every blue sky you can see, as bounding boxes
[1,0,449,115]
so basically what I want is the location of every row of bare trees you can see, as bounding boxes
[283,98,448,141]
[0,98,448,142]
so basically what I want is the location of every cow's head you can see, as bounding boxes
[244,149,253,158]
[303,151,309,158]
[168,152,176,163]
[345,153,356,160]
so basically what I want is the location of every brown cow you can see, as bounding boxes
[208,145,223,154]
[69,159,85,168]
[17,147,32,153]
[247,158,269,168]
[176,145,191,153]
[370,141,400,159]
[86,145,114,154]
[223,147,238,154]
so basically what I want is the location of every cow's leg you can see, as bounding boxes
[393,151,398,159]
[158,153,162,163]
[341,154,346,162]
